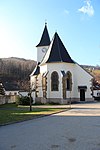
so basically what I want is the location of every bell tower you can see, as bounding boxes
[36,23,50,63]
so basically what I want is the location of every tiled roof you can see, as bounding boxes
[41,32,74,64]
[36,24,50,47]
[3,82,20,91]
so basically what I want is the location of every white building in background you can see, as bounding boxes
[30,23,93,104]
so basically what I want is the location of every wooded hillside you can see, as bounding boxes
[0,57,36,90]
[0,57,100,91]
[81,65,100,83]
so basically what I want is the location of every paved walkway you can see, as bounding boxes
[0,102,100,150]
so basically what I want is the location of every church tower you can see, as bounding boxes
[36,23,50,63]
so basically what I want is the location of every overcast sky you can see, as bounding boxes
[0,0,100,65]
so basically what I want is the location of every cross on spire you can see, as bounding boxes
[36,22,50,47]
[45,19,47,26]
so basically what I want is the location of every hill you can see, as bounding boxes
[0,57,36,90]
[81,65,100,84]
[0,58,100,91]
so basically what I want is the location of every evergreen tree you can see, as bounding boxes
[0,83,5,95]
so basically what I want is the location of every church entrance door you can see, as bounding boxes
[80,89,85,101]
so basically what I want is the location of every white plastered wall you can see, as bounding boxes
[31,61,93,100]
[40,62,93,99]
[40,62,75,99]
[74,64,93,98]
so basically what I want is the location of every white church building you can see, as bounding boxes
[30,23,93,104]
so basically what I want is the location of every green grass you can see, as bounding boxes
[0,103,17,108]
[0,103,66,125]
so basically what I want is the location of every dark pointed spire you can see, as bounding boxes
[36,23,50,47]
[41,32,74,64]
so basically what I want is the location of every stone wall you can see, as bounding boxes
[0,95,18,105]
[35,97,94,105]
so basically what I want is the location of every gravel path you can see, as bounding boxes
[0,102,100,150]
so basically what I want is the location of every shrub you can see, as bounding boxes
[94,96,100,101]
[16,96,33,105]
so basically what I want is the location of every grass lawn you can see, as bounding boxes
[0,103,67,125]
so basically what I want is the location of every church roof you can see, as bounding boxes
[36,23,50,47]
[41,32,74,64]
[3,82,20,91]
[30,64,40,76]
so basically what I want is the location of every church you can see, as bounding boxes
[30,23,93,104]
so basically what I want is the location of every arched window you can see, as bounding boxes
[66,71,72,91]
[67,78,70,90]
[51,71,59,91]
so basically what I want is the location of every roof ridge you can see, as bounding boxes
[56,32,62,62]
